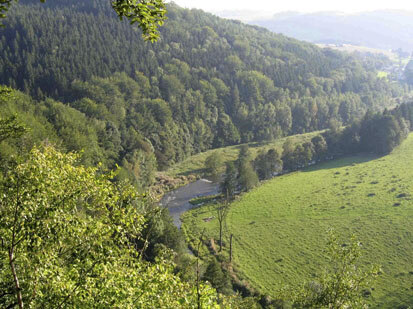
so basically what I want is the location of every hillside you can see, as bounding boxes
[251,10,413,53]
[0,1,406,189]
[182,133,413,308]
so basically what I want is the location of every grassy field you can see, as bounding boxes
[182,134,413,308]
[166,132,319,177]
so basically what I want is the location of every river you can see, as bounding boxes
[160,179,219,228]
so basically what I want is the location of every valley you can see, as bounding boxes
[1,1,413,307]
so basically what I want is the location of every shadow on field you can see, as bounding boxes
[375,291,413,309]
[232,142,265,150]
[302,154,380,173]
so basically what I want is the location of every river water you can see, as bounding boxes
[160,179,219,228]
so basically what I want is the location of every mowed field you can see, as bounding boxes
[182,134,413,308]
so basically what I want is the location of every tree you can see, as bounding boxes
[0,0,167,41]
[254,148,282,180]
[205,152,223,182]
[213,113,241,147]
[220,161,237,200]
[237,144,252,166]
[0,145,219,308]
[301,141,315,166]
[266,148,283,176]
[0,88,26,142]
[290,231,381,309]
[238,160,259,191]
[311,135,328,161]
[359,112,409,155]
[202,258,232,295]
[236,145,258,191]
[254,150,270,180]
[216,200,230,253]
[0,115,25,143]
[216,162,238,254]
[282,138,296,171]
[405,60,413,85]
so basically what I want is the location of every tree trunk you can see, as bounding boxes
[9,248,23,309]
[219,222,222,252]
[229,234,233,262]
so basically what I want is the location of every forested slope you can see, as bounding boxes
[0,0,405,188]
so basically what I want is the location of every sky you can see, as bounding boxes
[170,0,413,20]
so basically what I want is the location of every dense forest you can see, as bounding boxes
[0,0,408,189]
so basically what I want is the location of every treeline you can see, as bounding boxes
[281,108,409,172]
[0,1,407,188]
[217,102,413,193]
[279,103,411,174]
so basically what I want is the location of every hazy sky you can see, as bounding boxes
[171,0,413,16]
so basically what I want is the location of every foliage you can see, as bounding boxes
[205,151,223,181]
[0,115,25,143]
[0,0,167,41]
[0,145,219,308]
[290,231,381,308]
[111,0,167,41]
[405,60,413,85]
[202,258,233,295]
[253,148,283,180]
[311,135,328,161]
[220,161,237,200]
[278,102,412,174]
[0,87,25,142]
[323,105,411,158]
[236,145,258,191]
[238,159,259,192]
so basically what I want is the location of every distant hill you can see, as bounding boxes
[250,10,413,53]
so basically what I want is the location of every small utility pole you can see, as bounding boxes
[196,231,205,309]
[229,234,233,263]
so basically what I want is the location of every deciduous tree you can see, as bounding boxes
[290,231,381,309]
[0,145,218,308]
[205,152,223,182]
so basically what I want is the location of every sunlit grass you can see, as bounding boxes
[182,134,413,308]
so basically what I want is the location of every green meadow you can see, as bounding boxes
[182,134,413,308]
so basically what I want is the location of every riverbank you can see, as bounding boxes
[159,179,219,228]
[149,173,198,202]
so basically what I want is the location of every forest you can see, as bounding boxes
[0,0,409,189]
